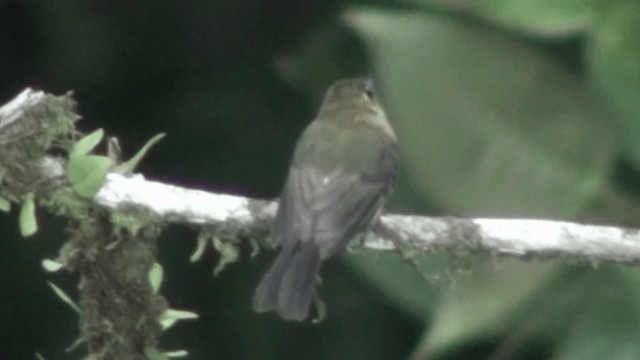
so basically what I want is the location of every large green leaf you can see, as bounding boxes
[346,250,442,319]
[552,267,640,360]
[346,8,617,217]
[587,3,640,165]
[400,0,592,37]
[473,0,592,37]
[423,261,559,356]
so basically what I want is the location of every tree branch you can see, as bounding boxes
[92,171,640,264]
[3,88,640,267]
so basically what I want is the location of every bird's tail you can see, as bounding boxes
[253,242,321,321]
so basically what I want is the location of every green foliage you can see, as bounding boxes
[588,3,640,165]
[144,347,170,360]
[163,350,188,358]
[69,128,104,157]
[347,250,441,318]
[145,347,189,359]
[41,259,64,272]
[336,2,640,358]
[66,154,111,198]
[113,132,166,174]
[212,236,241,277]
[66,128,111,198]
[346,7,617,217]
[47,281,81,314]
[65,130,165,198]
[149,262,164,294]
[473,0,593,36]
[0,91,78,240]
[424,261,559,355]
[0,196,10,212]
[194,229,242,277]
[19,192,37,237]
[401,0,593,36]
[159,309,199,330]
[552,268,640,360]
[311,296,328,324]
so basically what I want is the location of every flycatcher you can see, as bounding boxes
[253,77,398,321]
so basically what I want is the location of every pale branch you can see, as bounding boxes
[3,88,640,267]
[90,171,640,264]
[0,88,47,132]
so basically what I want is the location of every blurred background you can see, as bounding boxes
[2,0,640,359]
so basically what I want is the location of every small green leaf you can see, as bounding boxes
[56,241,75,264]
[190,235,209,263]
[0,196,10,212]
[42,259,64,272]
[144,347,170,360]
[212,237,239,277]
[249,238,260,258]
[311,295,327,324]
[164,350,188,358]
[19,193,37,237]
[149,263,163,294]
[47,281,81,314]
[159,308,199,330]
[66,155,112,198]
[107,136,122,164]
[70,128,104,157]
[114,133,166,174]
[189,235,209,263]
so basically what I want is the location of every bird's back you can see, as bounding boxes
[272,112,397,258]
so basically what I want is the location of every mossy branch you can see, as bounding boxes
[0,89,167,359]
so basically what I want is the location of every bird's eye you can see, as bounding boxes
[364,80,375,100]
[364,88,375,100]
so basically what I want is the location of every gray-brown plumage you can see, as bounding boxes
[253,77,398,321]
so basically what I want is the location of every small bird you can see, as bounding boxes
[253,77,398,321]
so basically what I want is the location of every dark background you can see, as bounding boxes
[3,1,640,359]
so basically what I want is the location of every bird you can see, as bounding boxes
[253,77,398,321]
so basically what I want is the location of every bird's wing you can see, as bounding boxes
[272,164,391,258]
